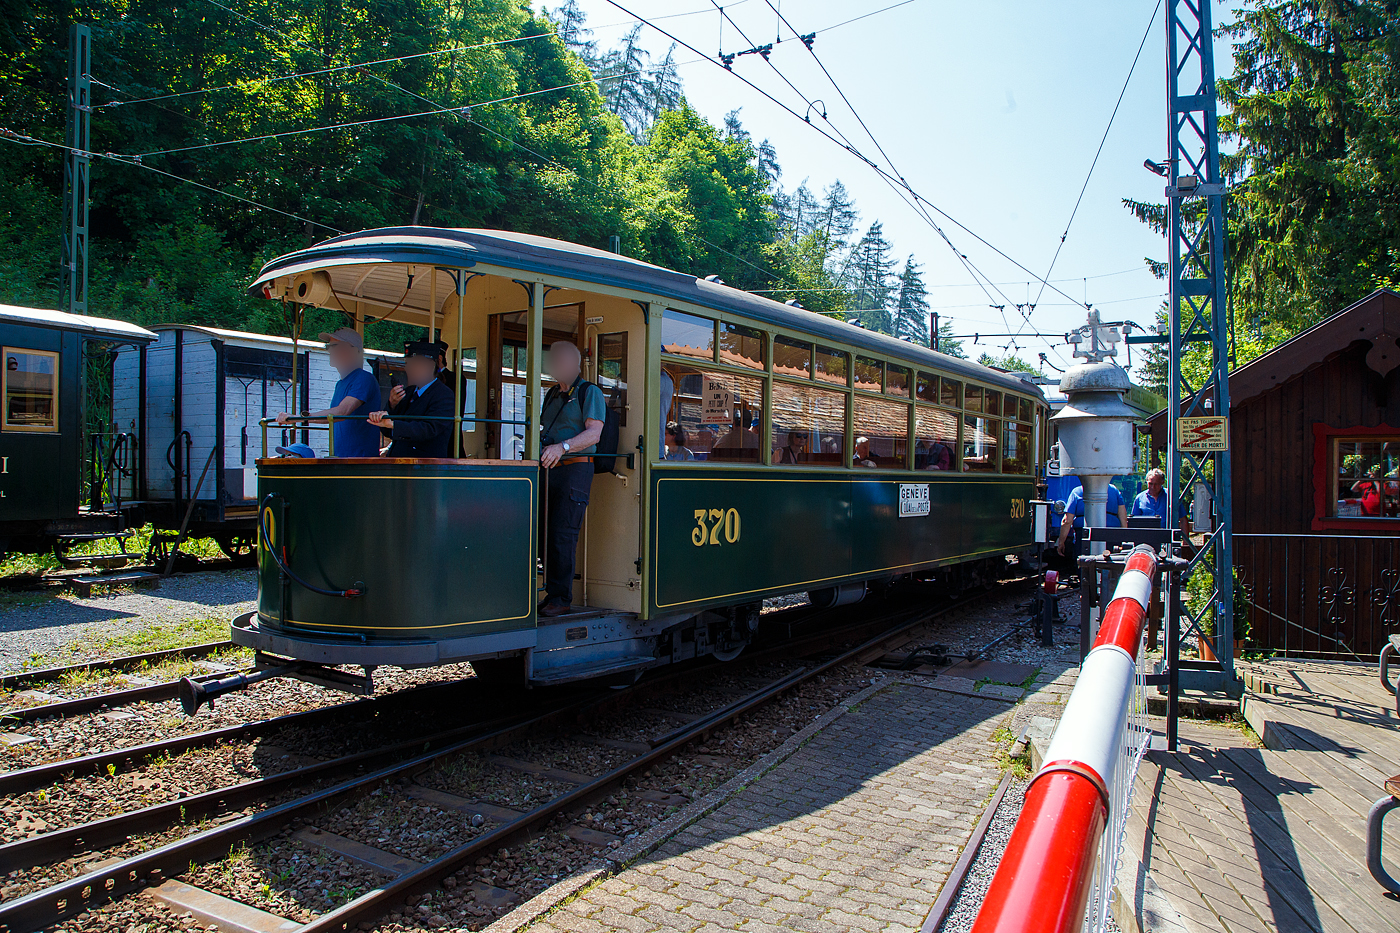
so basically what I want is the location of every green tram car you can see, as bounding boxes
[232,227,1049,693]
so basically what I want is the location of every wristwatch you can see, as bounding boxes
[562,441,571,453]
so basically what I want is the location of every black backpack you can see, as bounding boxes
[543,380,621,474]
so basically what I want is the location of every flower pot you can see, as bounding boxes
[1198,634,1218,662]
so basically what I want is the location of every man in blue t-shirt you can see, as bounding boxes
[1055,479,1128,556]
[277,327,382,457]
[1132,468,1168,526]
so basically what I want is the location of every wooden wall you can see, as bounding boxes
[1230,340,1400,535]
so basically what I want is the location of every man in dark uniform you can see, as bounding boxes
[368,340,454,457]
[538,341,605,617]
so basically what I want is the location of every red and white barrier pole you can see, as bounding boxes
[971,544,1159,933]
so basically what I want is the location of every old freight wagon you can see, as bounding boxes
[112,326,403,556]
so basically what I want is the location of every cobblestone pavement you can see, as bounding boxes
[524,681,1013,933]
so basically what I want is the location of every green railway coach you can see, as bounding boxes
[226,227,1048,697]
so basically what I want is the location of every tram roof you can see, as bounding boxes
[251,227,1047,402]
[0,304,158,343]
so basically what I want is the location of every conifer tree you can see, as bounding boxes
[893,256,929,344]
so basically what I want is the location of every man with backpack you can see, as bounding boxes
[538,341,607,618]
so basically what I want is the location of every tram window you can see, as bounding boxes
[914,406,958,471]
[661,309,716,360]
[915,372,937,402]
[773,336,812,378]
[1003,422,1032,474]
[662,362,763,462]
[2,349,57,432]
[596,332,628,427]
[964,385,984,413]
[719,322,765,370]
[1019,397,1033,423]
[771,382,846,467]
[886,366,910,398]
[985,390,1002,417]
[459,348,477,433]
[855,356,883,392]
[963,415,1000,472]
[815,345,849,385]
[940,377,961,408]
[854,396,909,468]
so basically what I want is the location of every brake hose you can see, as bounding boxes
[260,494,365,598]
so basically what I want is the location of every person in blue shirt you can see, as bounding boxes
[277,328,382,457]
[1055,479,1128,556]
[1131,468,1168,527]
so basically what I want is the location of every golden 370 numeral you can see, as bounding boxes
[692,508,742,546]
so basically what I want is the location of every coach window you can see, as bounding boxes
[915,371,937,402]
[815,345,849,386]
[940,377,961,408]
[3,349,58,432]
[915,406,958,471]
[719,322,765,370]
[964,384,983,413]
[1018,397,1033,423]
[885,366,910,398]
[855,356,883,392]
[963,414,1000,472]
[984,389,1002,417]
[771,382,846,466]
[774,335,812,378]
[1003,421,1033,474]
[662,361,763,463]
[854,395,909,468]
[661,309,716,360]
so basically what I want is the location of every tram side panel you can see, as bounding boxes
[649,467,1034,616]
[255,459,538,647]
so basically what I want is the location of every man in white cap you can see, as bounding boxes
[277,327,382,457]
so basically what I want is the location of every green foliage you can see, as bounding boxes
[977,352,1038,374]
[0,0,945,354]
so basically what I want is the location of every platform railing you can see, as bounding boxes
[971,544,1159,933]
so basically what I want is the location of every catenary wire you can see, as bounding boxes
[0,129,345,233]
[1020,0,1162,331]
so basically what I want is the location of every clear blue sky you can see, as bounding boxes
[540,0,1238,379]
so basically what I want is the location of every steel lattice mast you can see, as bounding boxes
[62,24,91,316]
[1165,0,1236,689]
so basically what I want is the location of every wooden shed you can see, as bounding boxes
[1147,289,1400,657]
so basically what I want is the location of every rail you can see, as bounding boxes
[972,544,1159,933]
[257,415,635,469]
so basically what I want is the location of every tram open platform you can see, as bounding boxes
[1120,658,1400,933]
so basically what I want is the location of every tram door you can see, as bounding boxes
[484,306,584,459]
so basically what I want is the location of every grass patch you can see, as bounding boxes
[90,617,231,656]
[0,524,227,579]
[990,725,1032,779]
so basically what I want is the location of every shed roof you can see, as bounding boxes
[1146,288,1400,436]
[0,304,157,343]
[153,323,402,357]
[249,227,1045,401]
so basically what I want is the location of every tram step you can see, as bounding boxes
[71,571,160,598]
[528,654,657,686]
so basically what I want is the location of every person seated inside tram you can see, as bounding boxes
[664,422,695,461]
[775,431,807,464]
[538,340,606,617]
[852,436,876,468]
[275,327,382,457]
[711,403,761,458]
[368,339,454,457]
[914,437,952,471]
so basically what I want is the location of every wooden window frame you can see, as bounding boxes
[1311,421,1400,530]
[2,347,59,434]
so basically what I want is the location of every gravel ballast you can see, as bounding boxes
[0,569,256,674]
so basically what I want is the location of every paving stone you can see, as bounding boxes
[520,683,1006,933]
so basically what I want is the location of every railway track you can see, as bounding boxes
[0,579,1038,933]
